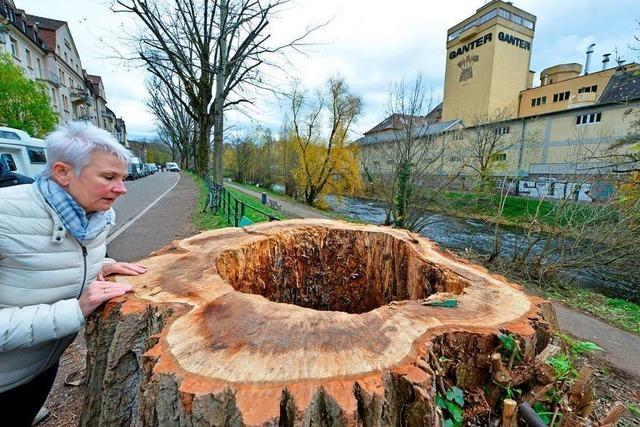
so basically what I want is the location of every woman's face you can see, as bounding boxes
[64,151,128,213]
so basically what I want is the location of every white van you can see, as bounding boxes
[0,126,48,179]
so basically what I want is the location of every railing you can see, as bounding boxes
[203,176,280,226]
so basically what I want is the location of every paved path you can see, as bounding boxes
[226,182,328,219]
[108,172,199,261]
[228,183,640,379]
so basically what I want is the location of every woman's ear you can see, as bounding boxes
[51,162,73,187]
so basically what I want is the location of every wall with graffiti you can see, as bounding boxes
[517,179,614,202]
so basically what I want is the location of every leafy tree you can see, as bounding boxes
[289,77,363,206]
[0,54,57,137]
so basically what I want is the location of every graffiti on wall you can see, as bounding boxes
[517,179,614,202]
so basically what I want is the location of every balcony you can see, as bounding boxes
[38,71,61,87]
[70,87,91,105]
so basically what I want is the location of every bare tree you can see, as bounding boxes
[361,75,458,231]
[456,108,519,192]
[146,74,195,169]
[112,0,318,180]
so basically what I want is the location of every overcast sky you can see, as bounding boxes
[24,0,640,140]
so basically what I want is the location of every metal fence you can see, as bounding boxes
[203,176,280,226]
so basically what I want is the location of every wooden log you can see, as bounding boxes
[80,219,553,426]
[502,399,517,427]
[598,402,627,426]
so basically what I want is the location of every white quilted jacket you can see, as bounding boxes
[0,183,113,392]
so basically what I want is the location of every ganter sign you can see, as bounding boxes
[449,33,492,60]
[448,30,531,60]
[497,31,531,51]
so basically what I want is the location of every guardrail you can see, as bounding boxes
[203,176,280,226]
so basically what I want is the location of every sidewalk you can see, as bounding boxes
[228,182,640,379]
[226,182,328,219]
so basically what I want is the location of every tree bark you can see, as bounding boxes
[82,219,556,426]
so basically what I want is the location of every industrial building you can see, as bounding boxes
[358,0,639,183]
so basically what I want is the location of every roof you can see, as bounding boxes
[27,15,66,30]
[364,114,430,135]
[357,119,462,146]
[598,70,640,105]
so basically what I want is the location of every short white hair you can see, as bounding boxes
[42,121,132,178]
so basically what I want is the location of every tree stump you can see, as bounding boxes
[81,219,554,426]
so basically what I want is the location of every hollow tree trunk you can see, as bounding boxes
[81,219,556,426]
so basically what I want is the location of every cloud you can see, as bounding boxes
[23,0,640,140]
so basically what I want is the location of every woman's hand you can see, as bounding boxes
[102,262,147,277]
[78,278,133,317]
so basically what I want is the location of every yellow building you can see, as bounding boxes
[358,0,640,184]
[441,1,536,123]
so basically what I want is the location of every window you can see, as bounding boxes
[36,57,42,78]
[522,18,535,29]
[1,153,17,171]
[576,112,602,125]
[495,126,510,136]
[62,94,69,111]
[531,96,546,107]
[27,147,47,164]
[10,38,18,58]
[25,48,32,67]
[64,52,67,62]
[511,13,523,25]
[478,9,497,25]
[578,85,598,93]
[0,130,21,140]
[493,153,507,161]
[553,91,570,102]
[498,8,510,20]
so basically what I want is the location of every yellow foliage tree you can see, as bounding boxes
[290,77,363,206]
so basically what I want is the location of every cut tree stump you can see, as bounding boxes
[81,219,555,426]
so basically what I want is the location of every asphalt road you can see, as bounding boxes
[106,171,199,262]
[109,171,180,237]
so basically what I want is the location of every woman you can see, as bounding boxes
[0,122,146,426]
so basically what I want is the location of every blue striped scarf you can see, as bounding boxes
[35,175,113,244]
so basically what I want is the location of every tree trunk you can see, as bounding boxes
[81,219,557,426]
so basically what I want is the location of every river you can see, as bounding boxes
[325,195,639,303]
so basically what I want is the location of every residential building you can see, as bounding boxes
[0,0,128,146]
[0,0,47,81]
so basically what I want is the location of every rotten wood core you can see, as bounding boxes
[81,219,556,426]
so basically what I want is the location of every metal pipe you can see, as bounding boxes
[518,402,548,427]
[584,43,596,75]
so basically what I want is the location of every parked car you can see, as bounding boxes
[0,126,48,179]
[0,156,34,188]
[165,162,180,172]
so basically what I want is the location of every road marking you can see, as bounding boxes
[107,174,181,244]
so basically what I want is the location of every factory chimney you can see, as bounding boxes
[602,53,611,70]
[584,43,595,75]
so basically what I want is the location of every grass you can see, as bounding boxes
[537,283,640,335]
[227,179,366,223]
[440,191,614,229]
[226,187,286,222]
[188,172,227,230]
